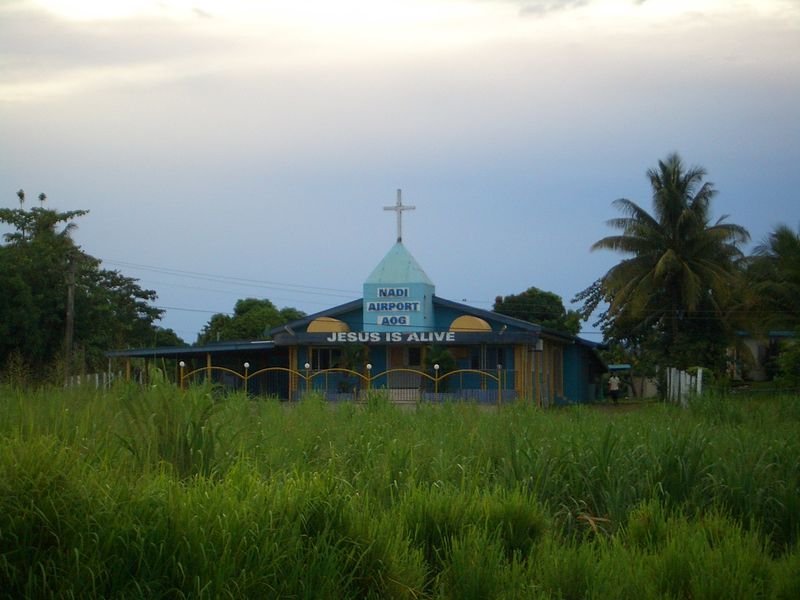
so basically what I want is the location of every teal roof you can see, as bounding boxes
[365,242,434,286]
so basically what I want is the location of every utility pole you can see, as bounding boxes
[64,256,76,386]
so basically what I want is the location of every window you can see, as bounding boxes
[312,348,341,370]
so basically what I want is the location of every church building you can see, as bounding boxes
[109,192,605,405]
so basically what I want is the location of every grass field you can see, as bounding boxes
[1,385,799,599]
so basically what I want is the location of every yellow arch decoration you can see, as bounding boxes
[306,317,350,333]
[450,315,492,333]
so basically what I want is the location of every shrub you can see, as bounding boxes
[776,335,800,389]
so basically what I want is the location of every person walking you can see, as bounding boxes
[608,374,621,403]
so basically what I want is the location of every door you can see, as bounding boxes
[387,346,421,399]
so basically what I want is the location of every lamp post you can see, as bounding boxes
[179,361,185,390]
[434,363,440,396]
[244,362,250,395]
[304,363,311,395]
[366,363,372,392]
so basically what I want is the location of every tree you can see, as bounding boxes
[775,333,800,389]
[74,259,183,365]
[1,194,87,247]
[0,191,175,378]
[152,327,185,347]
[576,153,749,370]
[746,224,800,330]
[741,224,800,384]
[196,298,306,344]
[494,287,581,335]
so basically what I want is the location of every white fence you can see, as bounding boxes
[67,371,127,389]
[665,367,704,407]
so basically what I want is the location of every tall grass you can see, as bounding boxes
[117,383,226,478]
[1,384,799,598]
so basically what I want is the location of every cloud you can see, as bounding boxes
[517,0,589,16]
[191,7,214,19]
[0,3,250,102]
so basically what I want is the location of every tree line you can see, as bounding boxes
[3,154,797,386]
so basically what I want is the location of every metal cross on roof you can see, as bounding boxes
[383,189,415,243]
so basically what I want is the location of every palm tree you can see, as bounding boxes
[1,191,86,245]
[590,153,749,367]
[747,224,800,330]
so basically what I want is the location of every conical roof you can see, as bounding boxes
[365,242,434,286]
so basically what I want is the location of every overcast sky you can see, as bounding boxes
[2,0,798,343]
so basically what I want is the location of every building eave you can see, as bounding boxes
[106,340,276,359]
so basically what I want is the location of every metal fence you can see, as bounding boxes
[178,365,520,404]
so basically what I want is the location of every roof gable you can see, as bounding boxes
[267,299,362,336]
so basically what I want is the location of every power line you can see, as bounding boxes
[155,305,234,315]
[134,277,354,308]
[102,259,361,299]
